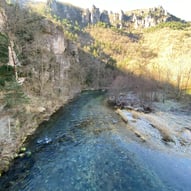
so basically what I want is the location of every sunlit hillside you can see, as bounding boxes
[83,24,191,91]
[143,27,191,89]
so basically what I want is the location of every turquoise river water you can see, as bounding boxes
[0,91,191,191]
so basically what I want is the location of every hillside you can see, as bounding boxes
[84,24,191,90]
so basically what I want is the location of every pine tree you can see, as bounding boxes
[4,81,29,107]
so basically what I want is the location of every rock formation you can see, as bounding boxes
[91,5,100,24]
[8,0,184,29]
[100,10,110,25]
[46,1,183,29]
[82,8,91,25]
[34,19,81,95]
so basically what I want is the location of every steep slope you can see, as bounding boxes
[0,1,83,174]
[143,27,191,89]
[83,24,191,91]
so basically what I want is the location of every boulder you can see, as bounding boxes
[181,129,191,143]
[37,107,46,113]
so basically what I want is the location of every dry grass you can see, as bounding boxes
[143,28,191,88]
[143,114,175,143]
[85,26,191,91]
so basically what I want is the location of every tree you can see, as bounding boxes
[4,81,29,108]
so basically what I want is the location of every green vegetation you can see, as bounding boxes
[146,21,190,32]
[158,21,190,30]
[0,65,28,108]
[4,81,29,108]
[96,22,109,28]
[0,33,9,64]
[0,65,15,88]
[61,19,81,40]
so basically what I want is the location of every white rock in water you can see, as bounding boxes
[37,136,52,144]
[181,130,191,143]
[44,136,52,144]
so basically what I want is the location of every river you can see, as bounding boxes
[0,91,191,191]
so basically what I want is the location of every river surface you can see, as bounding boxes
[0,91,191,191]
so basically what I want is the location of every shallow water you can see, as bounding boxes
[0,91,191,191]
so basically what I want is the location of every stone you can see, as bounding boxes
[100,10,110,25]
[37,107,46,113]
[91,5,100,24]
[181,129,191,143]
[18,153,25,158]
[82,9,91,25]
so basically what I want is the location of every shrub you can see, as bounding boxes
[158,21,190,30]
[0,65,15,88]
[4,81,29,108]
[0,33,9,64]
[146,21,190,32]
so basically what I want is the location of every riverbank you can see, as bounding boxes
[1,90,191,176]
[1,90,191,191]
[0,93,78,176]
[116,98,191,156]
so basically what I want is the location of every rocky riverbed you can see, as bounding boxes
[116,99,191,156]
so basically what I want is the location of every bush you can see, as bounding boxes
[158,21,190,30]
[0,65,15,88]
[0,33,9,64]
[147,21,190,32]
[4,81,29,108]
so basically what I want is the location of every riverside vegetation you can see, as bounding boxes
[0,0,191,175]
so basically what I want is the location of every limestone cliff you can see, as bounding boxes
[46,0,183,29]
[9,0,184,29]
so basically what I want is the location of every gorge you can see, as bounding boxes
[0,0,191,190]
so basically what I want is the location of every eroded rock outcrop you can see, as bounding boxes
[46,1,183,29]
[91,5,100,24]
[9,0,184,29]
[100,10,110,25]
[33,19,81,95]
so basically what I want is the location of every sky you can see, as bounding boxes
[36,0,191,21]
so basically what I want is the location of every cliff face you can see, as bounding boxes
[47,0,183,28]
[47,0,83,25]
[32,19,81,96]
